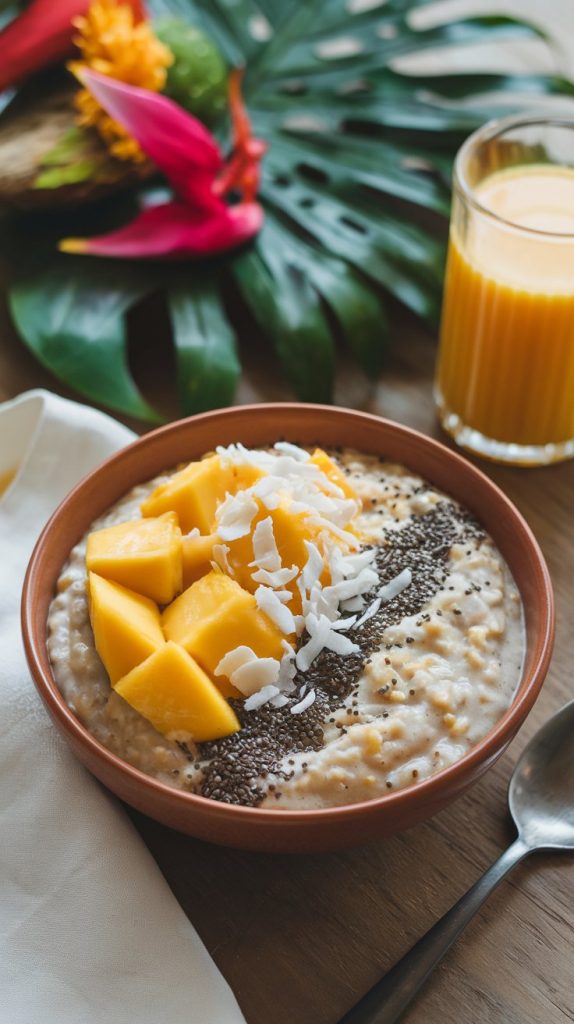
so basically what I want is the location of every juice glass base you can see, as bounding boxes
[435,389,574,467]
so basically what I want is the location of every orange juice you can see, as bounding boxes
[436,165,574,449]
[0,468,15,497]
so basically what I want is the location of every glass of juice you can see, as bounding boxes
[435,113,574,465]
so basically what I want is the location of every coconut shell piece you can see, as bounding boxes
[0,87,153,210]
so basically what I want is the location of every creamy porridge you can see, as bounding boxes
[47,445,524,809]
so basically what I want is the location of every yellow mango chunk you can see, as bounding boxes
[182,532,217,588]
[226,501,323,613]
[162,571,285,680]
[114,642,240,742]
[88,573,165,685]
[140,455,262,534]
[310,448,357,500]
[86,512,182,605]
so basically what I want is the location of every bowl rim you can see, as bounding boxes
[22,403,555,825]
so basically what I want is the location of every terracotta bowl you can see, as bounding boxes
[22,404,554,853]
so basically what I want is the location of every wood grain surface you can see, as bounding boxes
[1,292,573,1024]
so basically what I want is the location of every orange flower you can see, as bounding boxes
[69,0,172,163]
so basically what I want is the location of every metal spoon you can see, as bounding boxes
[339,699,574,1024]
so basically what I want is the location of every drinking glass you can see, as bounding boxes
[435,114,574,465]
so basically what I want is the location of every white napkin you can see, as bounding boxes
[0,390,246,1024]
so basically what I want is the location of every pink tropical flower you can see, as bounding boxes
[60,67,265,258]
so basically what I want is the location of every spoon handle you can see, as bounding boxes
[339,836,530,1024]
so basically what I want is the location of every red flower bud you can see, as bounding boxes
[0,0,146,94]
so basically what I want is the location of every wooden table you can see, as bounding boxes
[1,292,572,1024]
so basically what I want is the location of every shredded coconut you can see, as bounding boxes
[354,596,382,629]
[273,442,310,461]
[212,543,232,575]
[251,565,299,588]
[296,613,360,672]
[231,657,281,696]
[378,568,412,602]
[216,491,259,541]
[301,541,324,591]
[255,586,297,634]
[215,646,257,678]
[215,646,281,696]
[270,693,290,708]
[250,516,281,572]
[244,685,280,711]
[290,689,316,715]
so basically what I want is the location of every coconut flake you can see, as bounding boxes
[294,615,306,636]
[331,614,358,631]
[324,628,361,657]
[212,542,232,575]
[301,541,324,591]
[277,640,297,692]
[378,568,412,602]
[273,441,310,461]
[251,565,298,588]
[216,491,259,541]
[244,685,280,711]
[290,688,316,714]
[354,596,382,628]
[270,693,290,708]
[327,544,374,586]
[336,548,377,576]
[322,566,379,603]
[231,657,281,696]
[291,493,355,524]
[214,646,256,678]
[305,515,361,549]
[216,442,267,470]
[251,474,287,507]
[295,616,329,672]
[296,613,360,671]
[255,586,297,634]
[215,646,281,696]
[301,582,339,622]
[250,516,281,571]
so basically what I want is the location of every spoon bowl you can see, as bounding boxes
[510,698,574,851]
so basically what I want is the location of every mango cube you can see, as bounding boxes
[310,448,357,500]
[182,532,217,588]
[162,571,285,681]
[86,512,182,605]
[114,642,240,742]
[140,455,262,534]
[226,501,322,612]
[88,573,165,685]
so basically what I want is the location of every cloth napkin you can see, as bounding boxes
[0,389,246,1024]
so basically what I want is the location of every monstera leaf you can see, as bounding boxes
[3,0,573,420]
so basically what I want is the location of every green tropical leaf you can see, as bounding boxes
[232,220,336,402]
[264,216,389,376]
[9,252,160,422]
[2,0,572,420]
[168,272,240,414]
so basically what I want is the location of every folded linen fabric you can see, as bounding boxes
[0,390,245,1024]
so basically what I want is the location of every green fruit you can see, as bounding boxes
[155,20,228,126]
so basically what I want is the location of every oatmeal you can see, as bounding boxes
[47,446,523,809]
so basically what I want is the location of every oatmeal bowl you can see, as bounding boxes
[22,404,554,853]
